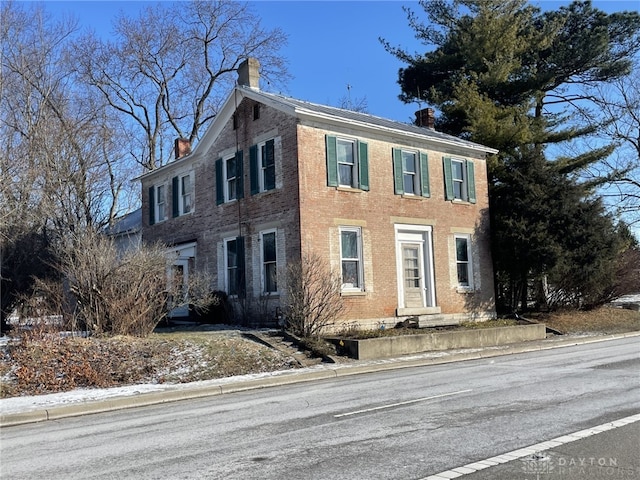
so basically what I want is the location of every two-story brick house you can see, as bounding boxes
[140,58,498,330]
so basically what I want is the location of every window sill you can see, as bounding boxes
[456,286,475,294]
[451,199,473,205]
[400,194,428,200]
[336,186,365,193]
[396,307,441,316]
[341,290,366,297]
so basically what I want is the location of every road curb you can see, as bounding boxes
[2,332,639,428]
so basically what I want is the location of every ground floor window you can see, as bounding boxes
[454,234,473,288]
[340,227,364,291]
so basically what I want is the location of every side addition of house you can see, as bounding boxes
[140,58,498,330]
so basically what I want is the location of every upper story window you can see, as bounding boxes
[454,234,473,288]
[340,227,364,292]
[250,139,275,194]
[216,151,244,205]
[171,173,194,217]
[444,157,476,203]
[148,183,166,225]
[393,148,430,197]
[325,135,369,191]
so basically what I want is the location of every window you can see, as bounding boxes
[261,230,277,293]
[216,151,244,204]
[250,139,275,194]
[455,234,473,288]
[148,184,166,225]
[393,148,430,196]
[224,236,245,296]
[443,157,476,203]
[337,138,356,187]
[325,135,369,190]
[181,175,191,214]
[171,173,194,217]
[156,185,165,221]
[253,104,260,120]
[340,227,364,291]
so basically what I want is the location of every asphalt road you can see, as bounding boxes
[1,337,638,480]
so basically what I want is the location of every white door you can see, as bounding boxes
[402,243,425,308]
[170,259,189,318]
[395,226,436,311]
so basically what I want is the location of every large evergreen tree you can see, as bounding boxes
[383,0,640,311]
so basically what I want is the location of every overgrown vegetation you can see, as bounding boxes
[284,252,346,338]
[0,329,298,398]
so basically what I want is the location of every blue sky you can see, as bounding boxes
[38,0,640,124]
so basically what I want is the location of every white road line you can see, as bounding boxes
[333,389,472,418]
[421,412,640,480]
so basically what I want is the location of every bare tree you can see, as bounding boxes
[73,0,289,171]
[284,253,346,338]
[0,2,133,328]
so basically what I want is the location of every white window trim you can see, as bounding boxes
[178,173,194,215]
[337,138,358,188]
[451,158,468,202]
[256,140,277,193]
[155,184,166,223]
[402,150,419,196]
[454,233,474,290]
[223,236,238,296]
[339,226,364,292]
[259,229,278,294]
[223,154,238,203]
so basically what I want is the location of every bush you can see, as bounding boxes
[284,252,345,338]
[54,231,170,336]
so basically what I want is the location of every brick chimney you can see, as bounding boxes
[415,108,435,129]
[237,57,260,90]
[174,138,191,160]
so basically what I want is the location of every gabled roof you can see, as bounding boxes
[140,85,497,180]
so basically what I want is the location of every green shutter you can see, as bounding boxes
[265,139,275,190]
[148,186,155,225]
[215,158,224,205]
[420,152,430,197]
[172,176,179,217]
[358,141,369,191]
[249,145,259,195]
[236,236,246,298]
[326,135,338,187]
[393,148,404,195]
[466,160,476,204]
[443,157,454,200]
[235,150,244,199]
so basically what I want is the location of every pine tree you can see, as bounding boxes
[383,0,640,311]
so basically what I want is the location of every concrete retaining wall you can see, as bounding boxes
[330,324,547,360]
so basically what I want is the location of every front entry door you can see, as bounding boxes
[402,243,425,308]
[170,259,189,318]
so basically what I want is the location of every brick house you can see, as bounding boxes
[140,58,498,330]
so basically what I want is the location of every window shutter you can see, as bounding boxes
[326,135,338,187]
[236,236,246,298]
[466,160,476,204]
[148,186,155,225]
[172,176,179,217]
[358,141,369,191]
[392,148,404,194]
[215,158,224,205]
[235,150,244,199]
[265,139,275,190]
[420,152,430,197]
[443,157,454,200]
[249,145,259,195]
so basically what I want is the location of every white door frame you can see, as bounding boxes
[394,224,436,310]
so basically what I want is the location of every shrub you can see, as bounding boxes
[284,252,345,338]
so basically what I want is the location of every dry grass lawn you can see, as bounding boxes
[1,306,638,398]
